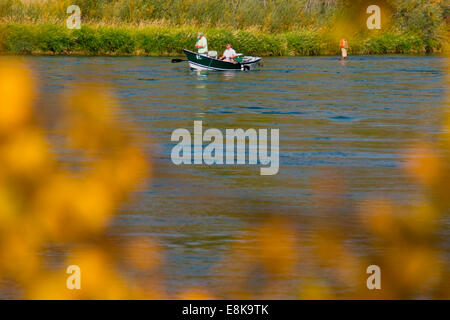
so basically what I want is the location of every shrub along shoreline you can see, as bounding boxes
[0,24,446,57]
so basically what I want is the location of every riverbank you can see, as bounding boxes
[0,24,447,57]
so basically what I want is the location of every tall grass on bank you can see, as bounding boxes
[0,0,335,32]
[0,0,447,34]
[0,24,441,56]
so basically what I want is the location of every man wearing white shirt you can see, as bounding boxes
[219,44,238,62]
[195,32,208,54]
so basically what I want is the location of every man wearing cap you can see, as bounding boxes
[195,33,208,54]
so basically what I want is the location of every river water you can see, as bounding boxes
[25,55,448,298]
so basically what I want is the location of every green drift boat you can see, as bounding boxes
[183,49,262,71]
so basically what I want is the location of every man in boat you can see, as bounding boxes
[195,32,208,54]
[219,44,238,62]
[340,38,348,60]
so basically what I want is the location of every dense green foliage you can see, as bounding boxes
[0,0,447,55]
[0,24,443,56]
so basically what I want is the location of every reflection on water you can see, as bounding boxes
[28,55,448,297]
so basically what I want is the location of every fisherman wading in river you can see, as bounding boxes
[340,38,348,60]
[195,32,208,54]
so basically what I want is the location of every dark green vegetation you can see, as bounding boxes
[0,24,444,56]
[0,0,448,56]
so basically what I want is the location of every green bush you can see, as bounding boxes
[36,24,72,54]
[233,31,286,56]
[97,27,136,54]
[0,24,35,54]
[0,24,445,56]
[70,26,101,54]
[135,28,196,55]
[286,31,322,56]
[359,32,428,54]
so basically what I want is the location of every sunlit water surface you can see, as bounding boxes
[23,56,449,298]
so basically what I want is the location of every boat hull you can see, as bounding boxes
[183,49,261,71]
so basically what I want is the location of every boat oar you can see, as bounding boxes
[171,58,186,63]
